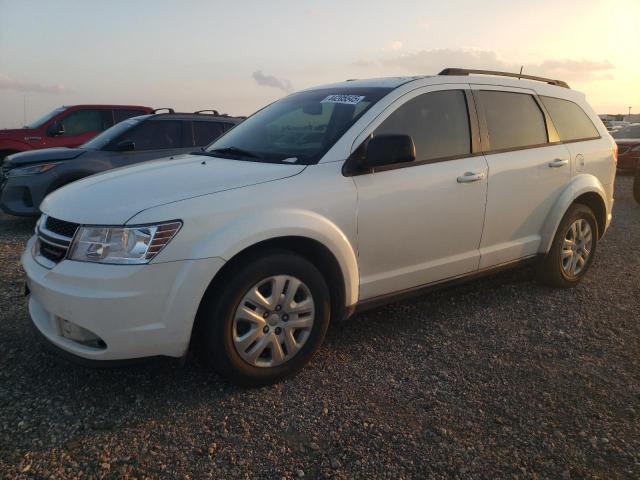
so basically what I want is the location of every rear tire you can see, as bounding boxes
[197,251,331,386]
[537,204,598,288]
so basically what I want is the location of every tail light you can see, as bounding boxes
[613,143,618,165]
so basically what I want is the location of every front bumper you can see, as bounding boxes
[0,172,51,216]
[22,236,225,361]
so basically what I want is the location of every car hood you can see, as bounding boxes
[41,154,306,225]
[0,128,31,136]
[5,147,86,167]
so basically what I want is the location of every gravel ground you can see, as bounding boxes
[1,175,639,479]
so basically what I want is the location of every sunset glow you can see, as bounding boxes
[0,0,638,127]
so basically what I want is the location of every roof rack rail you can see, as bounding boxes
[194,109,220,115]
[153,107,175,114]
[438,68,570,89]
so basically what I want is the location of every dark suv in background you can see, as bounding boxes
[0,104,153,160]
[1,110,242,216]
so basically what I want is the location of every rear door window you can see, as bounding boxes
[374,90,471,161]
[114,109,148,123]
[539,96,599,141]
[194,121,228,146]
[478,90,548,151]
[59,109,112,136]
[118,120,183,150]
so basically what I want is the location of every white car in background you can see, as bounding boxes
[23,68,616,385]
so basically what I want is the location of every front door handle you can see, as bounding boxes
[548,158,569,168]
[457,171,485,183]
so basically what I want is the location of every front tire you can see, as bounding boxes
[537,203,598,288]
[197,251,331,386]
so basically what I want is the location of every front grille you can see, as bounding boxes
[0,165,9,188]
[39,241,68,263]
[35,215,78,267]
[45,217,79,238]
[618,145,630,155]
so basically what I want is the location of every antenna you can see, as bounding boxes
[519,66,523,79]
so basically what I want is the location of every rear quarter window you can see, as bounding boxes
[540,96,600,142]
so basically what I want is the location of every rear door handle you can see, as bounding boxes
[457,171,485,183]
[548,158,569,168]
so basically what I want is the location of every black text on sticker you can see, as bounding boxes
[321,94,365,105]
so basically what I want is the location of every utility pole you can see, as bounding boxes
[629,106,632,117]
[23,96,26,126]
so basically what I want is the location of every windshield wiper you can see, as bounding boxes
[206,146,262,159]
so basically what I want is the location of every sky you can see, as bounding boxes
[0,0,639,128]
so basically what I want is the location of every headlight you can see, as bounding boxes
[7,163,59,177]
[68,221,182,264]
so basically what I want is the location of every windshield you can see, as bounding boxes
[613,125,640,139]
[82,116,148,150]
[204,87,392,164]
[27,107,66,129]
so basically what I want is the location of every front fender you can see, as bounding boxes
[0,139,31,153]
[185,209,359,307]
[539,174,608,254]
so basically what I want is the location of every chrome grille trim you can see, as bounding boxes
[34,214,77,268]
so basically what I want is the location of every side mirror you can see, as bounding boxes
[47,122,65,137]
[361,134,416,170]
[113,140,135,152]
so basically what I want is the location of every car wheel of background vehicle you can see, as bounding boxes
[197,251,331,386]
[634,168,640,204]
[537,203,598,288]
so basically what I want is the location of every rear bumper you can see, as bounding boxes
[22,236,225,361]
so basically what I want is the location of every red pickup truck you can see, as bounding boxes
[0,104,153,160]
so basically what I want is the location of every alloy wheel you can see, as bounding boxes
[561,219,593,277]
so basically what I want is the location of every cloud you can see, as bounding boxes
[532,59,614,80]
[382,40,404,52]
[252,70,294,93]
[352,58,375,68]
[384,48,507,73]
[0,73,67,94]
[355,48,614,82]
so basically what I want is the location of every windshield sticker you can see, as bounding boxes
[281,157,298,163]
[321,94,365,105]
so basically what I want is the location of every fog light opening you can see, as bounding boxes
[56,317,107,350]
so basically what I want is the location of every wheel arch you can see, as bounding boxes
[540,174,609,254]
[180,208,359,331]
[196,235,349,326]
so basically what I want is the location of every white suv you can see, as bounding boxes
[22,69,616,385]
